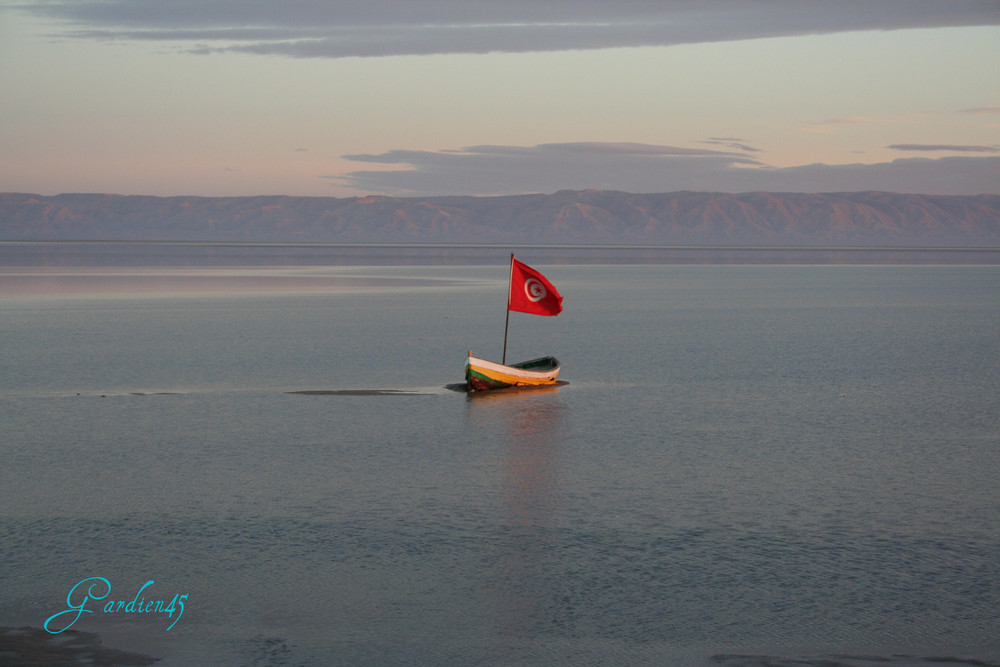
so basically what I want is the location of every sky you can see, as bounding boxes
[1,0,999,198]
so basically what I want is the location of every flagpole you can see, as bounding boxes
[502,253,513,364]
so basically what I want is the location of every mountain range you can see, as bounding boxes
[2,190,999,246]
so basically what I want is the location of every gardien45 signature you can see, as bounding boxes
[45,577,188,633]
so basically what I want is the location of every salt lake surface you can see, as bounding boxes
[1,243,999,665]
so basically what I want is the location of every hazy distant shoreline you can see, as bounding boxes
[3,240,999,269]
[2,190,999,247]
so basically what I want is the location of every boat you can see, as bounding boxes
[465,352,561,391]
[464,254,564,392]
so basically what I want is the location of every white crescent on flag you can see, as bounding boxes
[524,278,546,302]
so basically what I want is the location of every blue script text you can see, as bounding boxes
[44,577,188,633]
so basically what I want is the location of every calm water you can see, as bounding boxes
[2,244,999,665]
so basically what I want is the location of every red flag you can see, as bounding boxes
[508,257,563,316]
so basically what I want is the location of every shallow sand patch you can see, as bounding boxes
[0,626,158,666]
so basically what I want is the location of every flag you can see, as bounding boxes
[508,257,563,316]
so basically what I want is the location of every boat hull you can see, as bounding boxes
[465,354,560,391]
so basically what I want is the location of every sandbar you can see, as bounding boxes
[0,626,158,666]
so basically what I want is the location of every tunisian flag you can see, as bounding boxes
[508,257,563,316]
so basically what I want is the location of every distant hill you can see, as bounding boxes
[2,190,999,246]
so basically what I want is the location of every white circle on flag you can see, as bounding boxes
[524,278,546,302]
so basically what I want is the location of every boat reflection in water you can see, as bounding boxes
[466,388,566,640]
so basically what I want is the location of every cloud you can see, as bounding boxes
[333,142,759,196]
[744,157,1000,195]
[701,138,763,153]
[330,141,1000,196]
[959,106,1000,114]
[23,0,1000,58]
[889,144,1000,153]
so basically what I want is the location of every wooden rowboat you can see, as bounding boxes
[465,352,561,391]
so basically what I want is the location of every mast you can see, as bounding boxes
[502,252,513,364]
